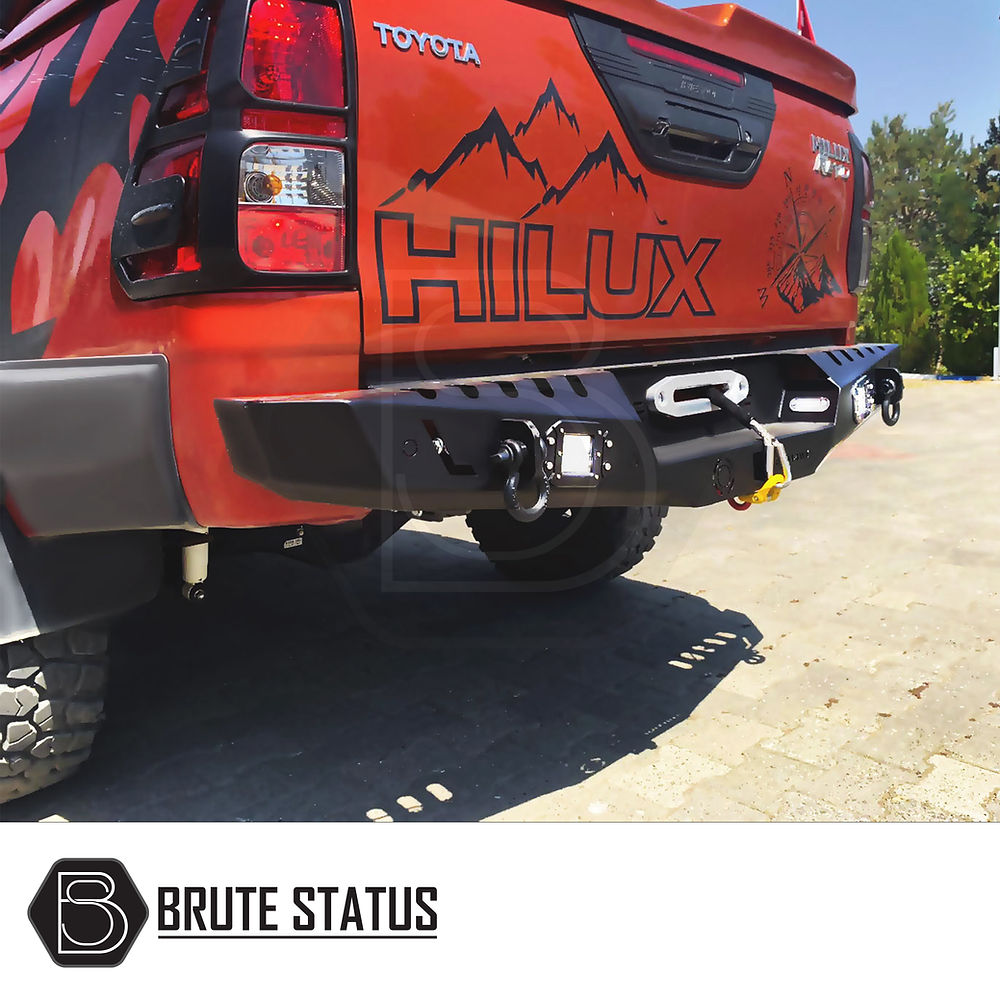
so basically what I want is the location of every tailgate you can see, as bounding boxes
[354,0,860,359]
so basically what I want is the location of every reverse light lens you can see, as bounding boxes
[238,143,345,271]
[241,0,345,107]
[626,34,744,86]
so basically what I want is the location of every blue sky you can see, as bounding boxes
[737,0,999,146]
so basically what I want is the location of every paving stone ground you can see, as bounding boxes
[1,381,997,822]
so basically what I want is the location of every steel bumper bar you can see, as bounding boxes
[215,344,902,512]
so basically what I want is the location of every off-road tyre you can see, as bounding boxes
[0,626,109,805]
[467,504,668,587]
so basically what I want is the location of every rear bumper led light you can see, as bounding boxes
[788,395,832,414]
[238,143,346,272]
[851,378,876,424]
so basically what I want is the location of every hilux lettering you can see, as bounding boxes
[374,212,719,324]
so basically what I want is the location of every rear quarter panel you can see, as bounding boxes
[0,0,364,528]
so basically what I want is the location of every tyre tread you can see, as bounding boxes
[0,631,108,805]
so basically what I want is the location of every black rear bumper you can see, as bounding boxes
[215,344,901,512]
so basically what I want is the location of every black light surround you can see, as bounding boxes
[549,420,607,486]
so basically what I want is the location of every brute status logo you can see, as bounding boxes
[29,859,148,967]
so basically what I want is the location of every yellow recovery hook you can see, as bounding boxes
[735,419,792,506]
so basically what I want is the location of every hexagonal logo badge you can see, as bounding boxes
[29,859,148,967]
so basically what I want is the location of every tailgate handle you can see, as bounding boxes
[652,106,754,162]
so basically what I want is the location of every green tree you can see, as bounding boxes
[858,231,936,372]
[969,115,1000,251]
[938,241,999,376]
[865,102,977,266]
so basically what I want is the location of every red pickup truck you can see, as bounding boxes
[0,0,902,802]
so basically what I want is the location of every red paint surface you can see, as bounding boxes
[11,164,124,333]
[153,0,199,61]
[0,39,72,208]
[356,0,858,357]
[3,0,862,532]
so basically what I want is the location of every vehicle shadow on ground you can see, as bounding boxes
[1,529,764,822]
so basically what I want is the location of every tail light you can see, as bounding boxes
[858,153,874,288]
[158,73,210,126]
[241,0,345,107]
[848,134,874,293]
[238,0,349,274]
[238,143,345,272]
[242,108,346,139]
[625,34,744,87]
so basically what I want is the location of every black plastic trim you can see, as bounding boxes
[846,131,869,294]
[0,508,163,640]
[570,9,775,186]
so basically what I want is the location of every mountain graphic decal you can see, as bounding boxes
[774,238,842,313]
[380,107,547,207]
[818,259,841,297]
[379,82,654,222]
[522,131,648,219]
[763,177,842,314]
[514,78,580,136]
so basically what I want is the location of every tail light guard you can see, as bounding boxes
[110,0,358,300]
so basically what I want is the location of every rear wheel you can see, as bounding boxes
[467,504,668,587]
[0,626,109,805]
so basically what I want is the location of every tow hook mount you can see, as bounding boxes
[490,419,551,522]
[873,368,904,426]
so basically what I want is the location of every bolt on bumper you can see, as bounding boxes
[215,344,902,513]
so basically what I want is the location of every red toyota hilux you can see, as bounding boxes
[0,0,902,801]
